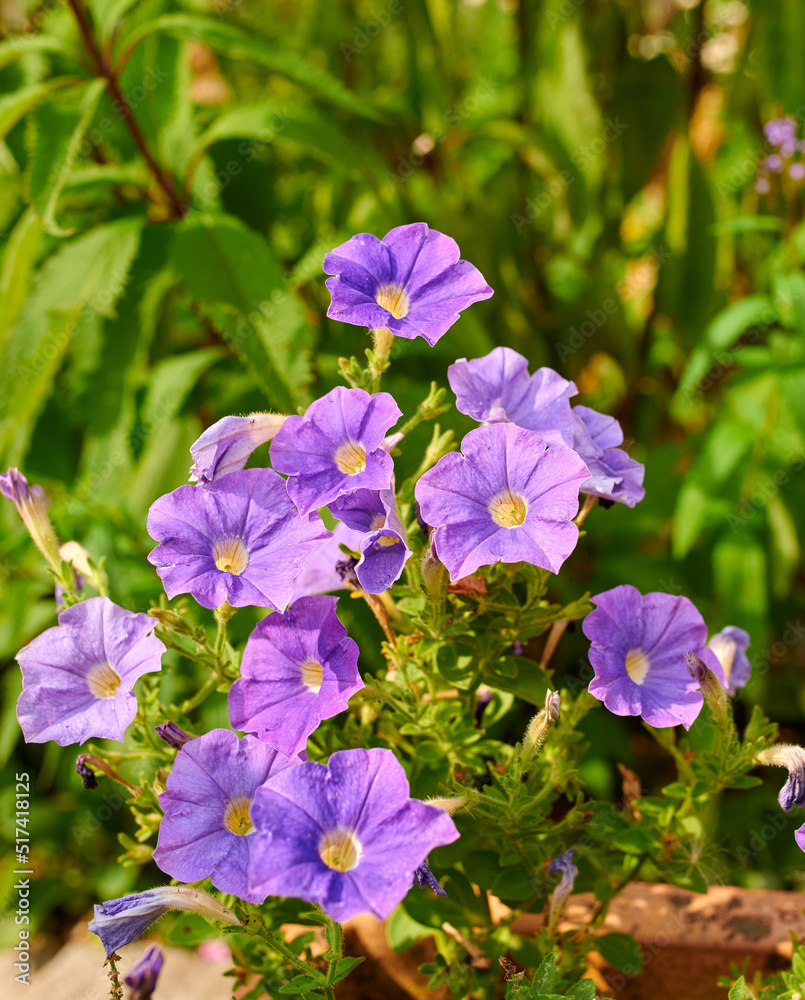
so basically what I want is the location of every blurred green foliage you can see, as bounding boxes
[2,0,805,956]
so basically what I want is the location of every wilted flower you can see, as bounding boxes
[228,596,363,759]
[448,347,578,447]
[189,412,287,486]
[15,597,164,745]
[0,468,61,572]
[756,745,805,812]
[154,721,194,750]
[125,943,164,1000]
[147,468,331,611]
[413,858,446,896]
[75,755,98,789]
[88,886,237,955]
[583,585,709,729]
[329,487,412,593]
[249,747,459,921]
[152,729,303,903]
[706,626,751,694]
[323,223,493,346]
[270,387,401,515]
[571,405,645,508]
[415,423,589,581]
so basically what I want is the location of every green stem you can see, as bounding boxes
[324,915,344,995]
[368,327,394,391]
[232,918,327,984]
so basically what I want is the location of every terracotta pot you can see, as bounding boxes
[339,883,805,1000]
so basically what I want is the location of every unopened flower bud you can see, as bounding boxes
[685,648,728,724]
[0,468,61,573]
[420,545,447,602]
[522,689,561,759]
[756,744,805,812]
[189,412,287,487]
[88,886,238,955]
[424,795,468,815]
[155,721,194,750]
[125,943,163,1000]
[546,848,578,934]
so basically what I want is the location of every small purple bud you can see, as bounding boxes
[155,722,194,750]
[413,858,447,896]
[76,754,98,790]
[125,943,164,1000]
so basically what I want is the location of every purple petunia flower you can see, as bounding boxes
[448,347,579,448]
[152,729,303,903]
[270,387,401,516]
[248,747,460,921]
[15,597,164,746]
[88,886,237,955]
[228,597,363,758]
[323,223,493,346]
[415,423,589,582]
[147,468,332,611]
[583,585,709,729]
[329,487,412,593]
[189,412,286,487]
[706,626,751,695]
[290,521,365,601]
[125,943,163,1000]
[571,405,645,508]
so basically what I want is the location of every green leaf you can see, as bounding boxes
[169,213,311,410]
[331,956,365,984]
[563,979,597,1000]
[278,974,323,994]
[89,0,143,43]
[183,101,368,190]
[674,295,775,405]
[0,34,82,71]
[767,494,800,598]
[141,347,225,429]
[0,217,143,463]
[532,953,556,994]
[0,77,85,143]
[0,206,43,337]
[595,932,642,975]
[727,977,755,1000]
[26,78,106,235]
[117,14,385,121]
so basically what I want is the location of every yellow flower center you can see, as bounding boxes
[87,662,121,699]
[375,535,401,548]
[369,513,386,531]
[319,828,361,872]
[488,490,528,528]
[300,658,323,693]
[625,648,650,685]
[334,441,367,475]
[375,283,410,319]
[223,797,253,836]
[213,537,249,575]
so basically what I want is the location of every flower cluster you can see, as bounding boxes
[8,218,775,1000]
[757,117,805,193]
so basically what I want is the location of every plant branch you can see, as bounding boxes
[65,0,186,218]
